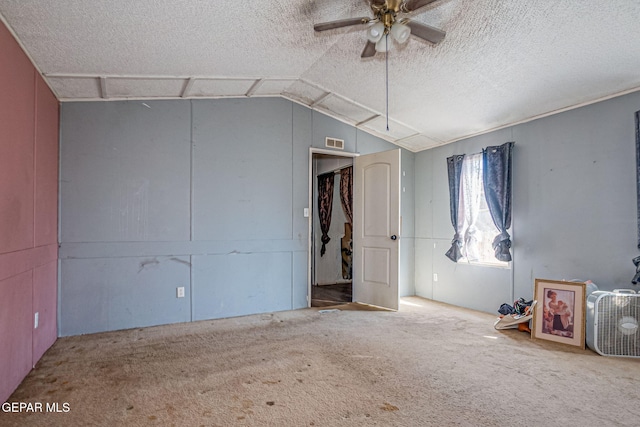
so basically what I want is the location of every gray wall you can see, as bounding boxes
[415,91,640,314]
[59,97,414,335]
[58,90,640,333]
[400,147,416,298]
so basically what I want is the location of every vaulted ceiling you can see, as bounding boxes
[1,0,639,151]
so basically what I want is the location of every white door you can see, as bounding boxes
[353,149,401,310]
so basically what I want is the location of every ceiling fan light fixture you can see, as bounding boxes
[391,22,411,44]
[367,22,385,43]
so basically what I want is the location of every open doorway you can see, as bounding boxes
[310,151,354,307]
[308,148,401,310]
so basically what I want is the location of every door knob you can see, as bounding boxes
[390,235,397,240]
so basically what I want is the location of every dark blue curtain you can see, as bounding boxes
[482,142,514,262]
[633,111,640,284]
[445,154,465,262]
[635,110,640,250]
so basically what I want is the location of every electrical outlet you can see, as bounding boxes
[34,312,39,329]
[177,287,185,298]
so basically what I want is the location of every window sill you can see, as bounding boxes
[457,259,511,269]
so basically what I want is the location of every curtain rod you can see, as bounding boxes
[332,164,353,174]
[318,164,352,176]
[452,141,515,158]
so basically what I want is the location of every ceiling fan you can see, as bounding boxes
[314,0,446,57]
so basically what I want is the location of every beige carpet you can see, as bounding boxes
[4,297,640,426]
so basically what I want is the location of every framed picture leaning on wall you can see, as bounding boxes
[532,279,586,349]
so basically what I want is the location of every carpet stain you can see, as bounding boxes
[380,402,399,411]
[266,401,275,406]
[262,380,281,384]
[148,415,157,420]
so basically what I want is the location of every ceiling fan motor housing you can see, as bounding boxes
[313,0,446,58]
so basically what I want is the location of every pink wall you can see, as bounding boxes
[0,21,59,402]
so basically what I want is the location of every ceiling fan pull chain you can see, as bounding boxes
[385,34,389,131]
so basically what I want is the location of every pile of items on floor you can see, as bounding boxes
[494,298,535,332]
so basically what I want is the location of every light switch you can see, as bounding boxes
[303,208,309,217]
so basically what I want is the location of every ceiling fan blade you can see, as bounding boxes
[401,0,439,13]
[406,21,445,45]
[314,17,370,32]
[361,41,376,58]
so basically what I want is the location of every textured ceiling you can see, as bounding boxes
[1,0,639,152]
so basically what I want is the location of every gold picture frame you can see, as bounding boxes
[532,279,586,349]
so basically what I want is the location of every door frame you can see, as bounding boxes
[307,147,359,308]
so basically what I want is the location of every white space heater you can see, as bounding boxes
[586,289,640,357]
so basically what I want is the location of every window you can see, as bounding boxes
[446,142,513,267]
[458,154,508,267]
